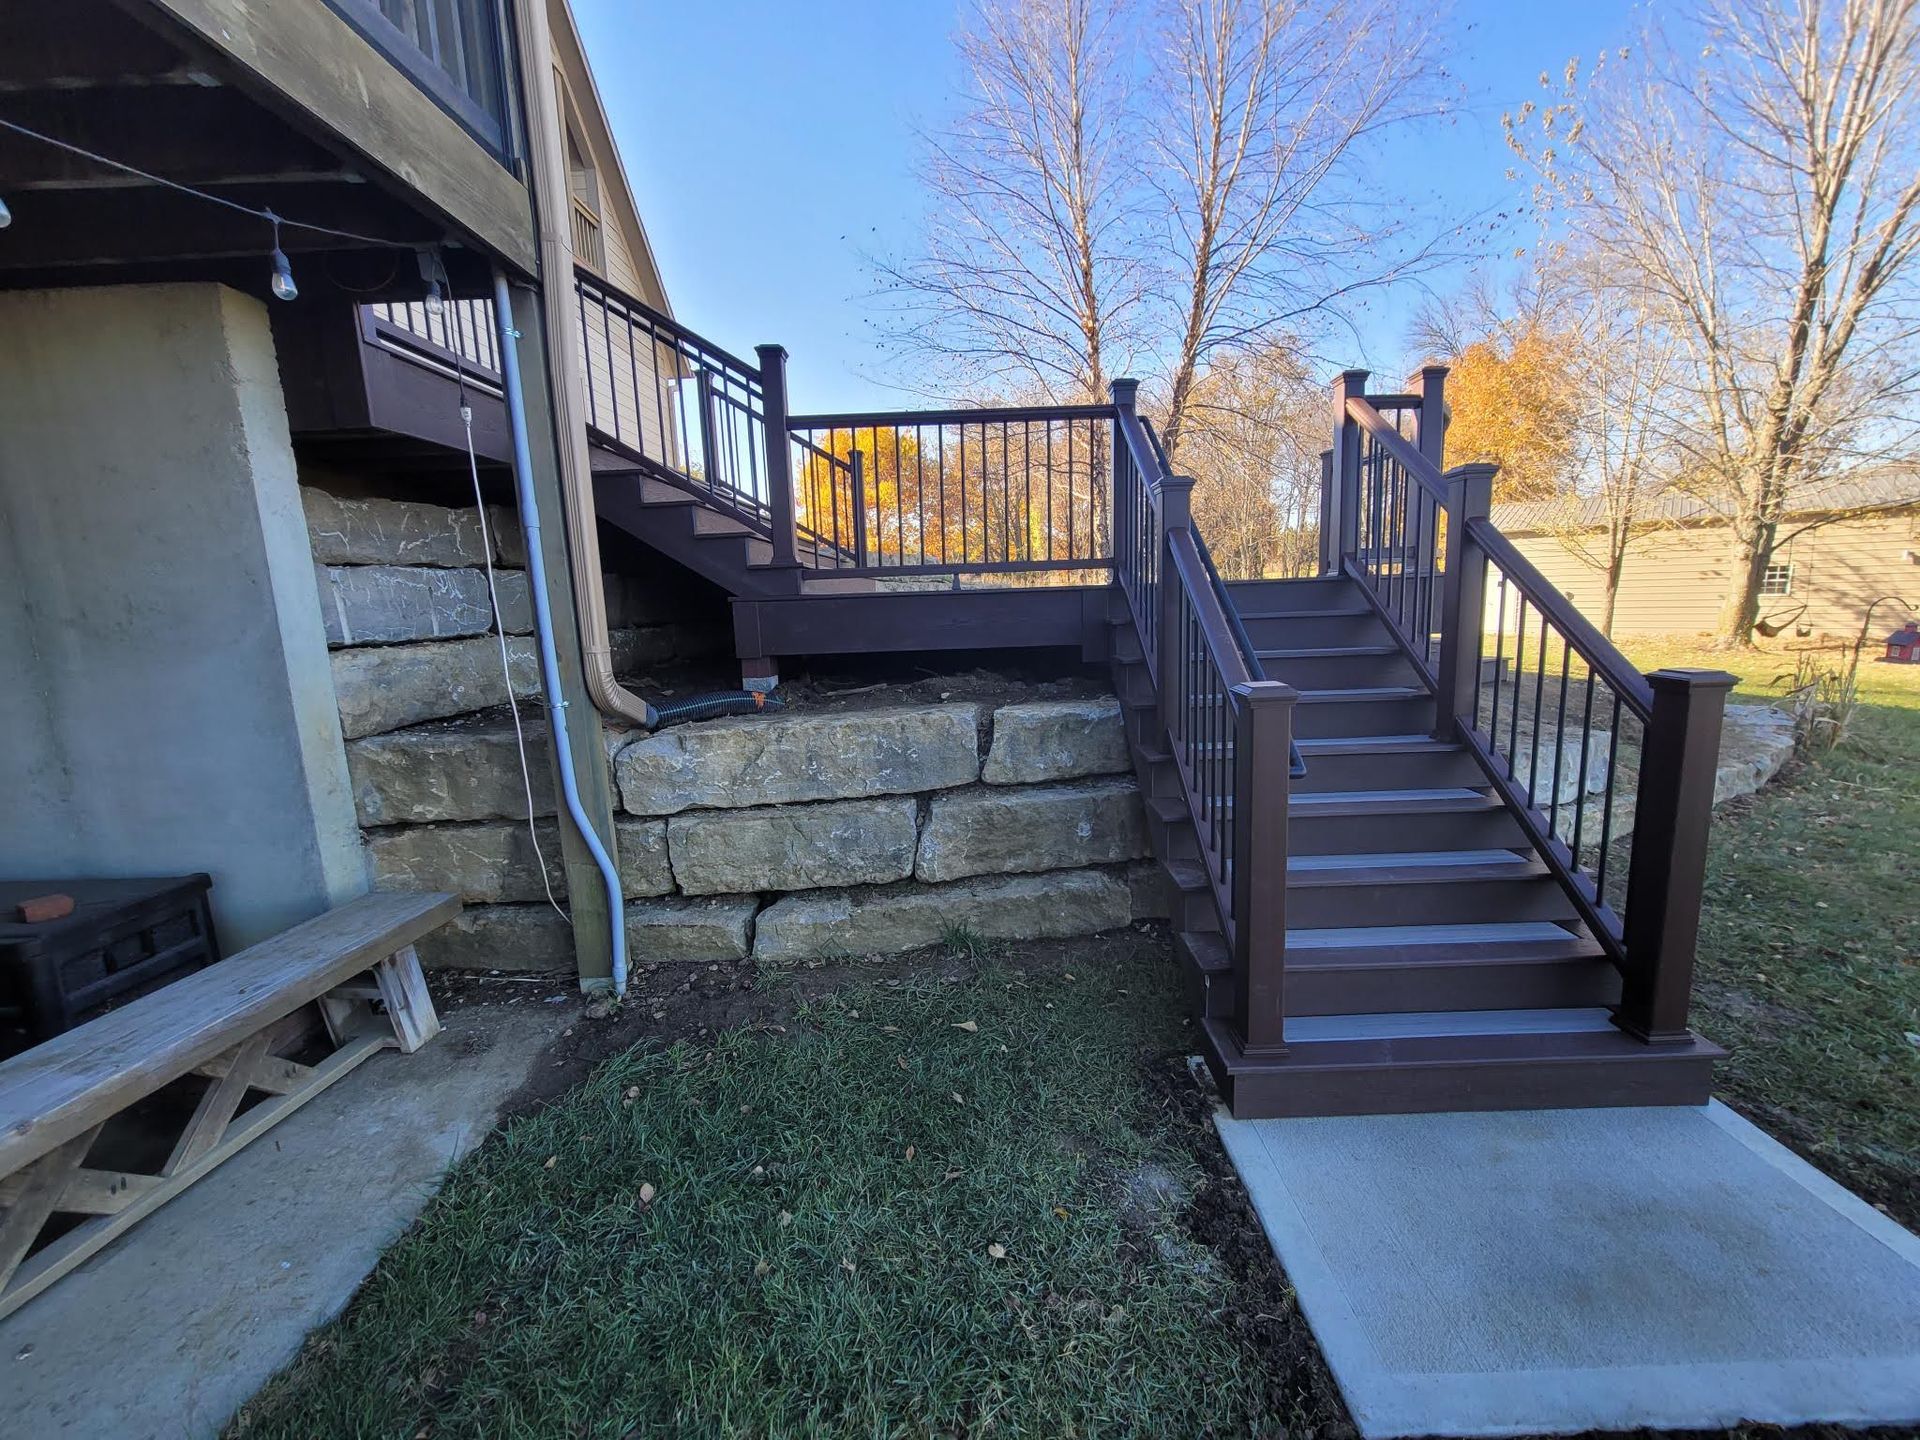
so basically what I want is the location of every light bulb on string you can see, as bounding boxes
[265,211,297,301]
[270,246,298,302]
[0,196,12,229]
[424,276,446,317]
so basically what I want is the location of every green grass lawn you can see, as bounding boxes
[1621,637,1920,1227]
[227,938,1342,1440]
[228,640,1918,1438]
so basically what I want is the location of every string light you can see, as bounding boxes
[0,115,429,298]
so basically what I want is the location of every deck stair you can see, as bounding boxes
[551,284,1732,1120]
[1105,373,1730,1119]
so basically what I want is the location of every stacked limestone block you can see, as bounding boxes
[365,697,1167,971]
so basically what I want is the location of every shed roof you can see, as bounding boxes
[1493,465,1920,535]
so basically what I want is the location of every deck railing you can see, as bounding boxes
[783,406,1115,578]
[1329,369,1733,1044]
[1113,382,1296,1056]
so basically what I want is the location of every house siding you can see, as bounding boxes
[1498,510,1920,638]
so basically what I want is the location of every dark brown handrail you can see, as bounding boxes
[1465,516,1656,720]
[1346,396,1448,502]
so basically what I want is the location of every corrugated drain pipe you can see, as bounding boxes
[491,269,628,996]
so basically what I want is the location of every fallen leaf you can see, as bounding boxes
[951,1092,965,1105]
[638,1182,656,1205]
[1062,973,1075,981]
[625,1086,641,1099]
[896,1056,910,1071]
[778,1210,793,1227]
[1906,1032,1920,1049]
[905,1145,917,1161]
[943,1169,963,1182]
[952,1020,979,1033]
[1052,1206,1070,1219]
[841,1256,858,1274]
[543,1155,557,1170]
[753,1258,770,1277]
[987,1243,1007,1260]
[881,1025,901,1035]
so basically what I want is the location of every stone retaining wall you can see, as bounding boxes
[302,484,723,739]
[351,696,1158,971]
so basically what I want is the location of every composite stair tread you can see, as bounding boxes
[1290,787,1500,814]
[1205,1013,1725,1068]
[1287,849,1545,884]
[1235,603,1374,621]
[1255,644,1400,659]
[1283,922,1603,965]
[1297,685,1428,702]
[1292,734,1461,754]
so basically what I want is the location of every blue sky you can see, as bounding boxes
[573,0,1644,413]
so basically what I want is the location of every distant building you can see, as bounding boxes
[1492,469,1920,639]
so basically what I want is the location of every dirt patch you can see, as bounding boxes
[431,925,1170,1122]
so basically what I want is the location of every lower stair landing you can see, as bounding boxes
[1216,1100,1920,1437]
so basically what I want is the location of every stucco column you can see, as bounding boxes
[0,283,365,948]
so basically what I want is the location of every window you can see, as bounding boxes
[1761,561,1794,596]
[327,0,513,157]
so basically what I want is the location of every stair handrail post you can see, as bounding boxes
[1317,448,1335,574]
[1615,668,1736,1045]
[696,367,723,496]
[1430,462,1497,741]
[1328,369,1369,574]
[1231,678,1297,1056]
[1110,377,1140,567]
[849,448,868,569]
[1155,475,1196,739]
[1417,363,1449,469]
[755,343,799,568]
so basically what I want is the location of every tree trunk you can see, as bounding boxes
[1715,514,1772,649]
[1602,549,1624,638]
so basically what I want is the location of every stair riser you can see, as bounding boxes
[1293,696,1435,738]
[1264,651,1425,690]
[1285,958,1622,1015]
[1286,877,1578,928]
[1291,749,1488,793]
[1212,1047,1715,1118]
[1146,814,1199,862]
[1240,611,1382,648]
[1226,577,1361,612]
[1288,807,1526,855]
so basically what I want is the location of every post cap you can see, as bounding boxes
[1647,667,1739,691]
[1110,377,1140,405]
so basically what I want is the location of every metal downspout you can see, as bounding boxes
[491,269,628,994]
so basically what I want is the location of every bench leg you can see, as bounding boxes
[373,944,441,1054]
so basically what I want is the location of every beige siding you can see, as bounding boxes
[1497,512,1920,639]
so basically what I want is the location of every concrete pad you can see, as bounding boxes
[1217,1101,1920,1438]
[0,1001,558,1439]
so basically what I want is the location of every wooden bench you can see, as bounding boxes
[0,890,459,1320]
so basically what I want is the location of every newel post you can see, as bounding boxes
[1327,369,1369,573]
[1155,475,1195,735]
[1431,462,1496,740]
[1616,668,1736,1045]
[1417,363,1449,470]
[1317,449,1335,574]
[756,343,798,570]
[1232,679,1296,1056]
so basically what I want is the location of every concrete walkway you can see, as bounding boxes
[1217,1101,1920,1438]
[0,1000,557,1440]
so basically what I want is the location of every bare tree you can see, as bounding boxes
[1551,273,1685,635]
[872,0,1150,402]
[1181,340,1325,576]
[1509,0,1920,646]
[877,0,1450,433]
[1151,0,1450,460]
